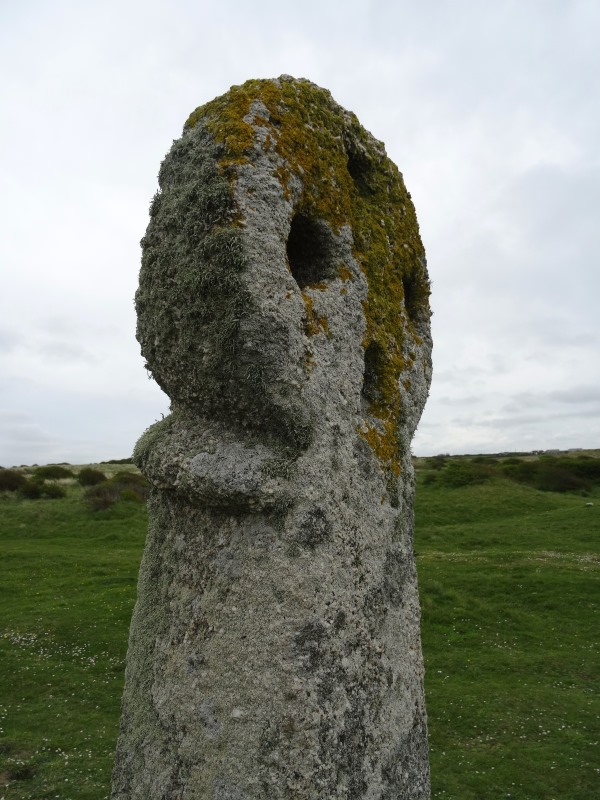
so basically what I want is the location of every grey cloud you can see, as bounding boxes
[452,407,600,430]
[502,386,600,414]
[0,412,59,466]
[550,386,600,404]
[0,329,22,353]
[38,340,96,363]
[436,395,484,407]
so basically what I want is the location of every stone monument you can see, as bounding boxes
[112,76,432,799]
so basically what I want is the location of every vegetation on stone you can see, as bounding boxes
[183,76,431,475]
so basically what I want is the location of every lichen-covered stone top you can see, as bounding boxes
[137,75,431,477]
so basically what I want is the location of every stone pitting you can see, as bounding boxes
[112,75,433,799]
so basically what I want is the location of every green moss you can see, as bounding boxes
[133,416,175,468]
[184,77,431,474]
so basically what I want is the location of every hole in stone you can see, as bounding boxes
[362,341,385,404]
[345,140,374,194]
[286,213,336,289]
[402,268,428,322]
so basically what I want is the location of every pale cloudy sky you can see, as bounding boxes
[1,0,598,466]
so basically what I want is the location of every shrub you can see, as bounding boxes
[33,465,74,481]
[437,460,494,488]
[471,455,497,465]
[120,488,143,503]
[0,469,27,492]
[427,455,448,471]
[85,482,121,512]
[84,471,150,511]
[568,456,600,483]
[18,479,67,500]
[502,458,592,493]
[77,467,106,487]
[41,483,67,499]
[110,472,150,501]
[19,480,43,499]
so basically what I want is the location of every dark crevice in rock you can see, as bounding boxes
[286,213,337,288]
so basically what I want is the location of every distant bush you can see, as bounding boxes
[426,455,448,471]
[19,480,43,499]
[111,471,149,490]
[421,453,600,494]
[471,456,498,465]
[19,479,67,499]
[502,457,595,493]
[0,469,27,492]
[33,465,74,481]
[84,471,150,512]
[41,483,67,499]
[85,482,121,511]
[77,468,106,487]
[437,459,495,488]
[568,456,600,483]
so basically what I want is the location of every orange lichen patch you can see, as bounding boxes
[301,292,329,337]
[338,264,355,282]
[361,422,401,477]
[306,281,329,292]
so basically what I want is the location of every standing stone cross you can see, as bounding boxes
[112,75,432,800]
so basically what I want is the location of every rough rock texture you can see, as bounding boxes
[112,76,432,799]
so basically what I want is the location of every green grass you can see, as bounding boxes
[416,473,599,799]
[0,478,146,799]
[0,459,598,798]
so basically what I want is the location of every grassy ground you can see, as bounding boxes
[0,473,147,799]
[0,460,598,798]
[415,471,599,799]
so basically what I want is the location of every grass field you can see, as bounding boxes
[0,457,598,799]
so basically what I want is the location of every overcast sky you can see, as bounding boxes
[1,0,598,466]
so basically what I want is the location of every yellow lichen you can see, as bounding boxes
[301,292,329,337]
[184,77,431,476]
[338,264,355,282]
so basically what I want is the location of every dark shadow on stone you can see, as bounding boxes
[345,142,375,195]
[362,340,385,405]
[402,273,418,321]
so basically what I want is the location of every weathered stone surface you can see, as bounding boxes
[112,76,432,799]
